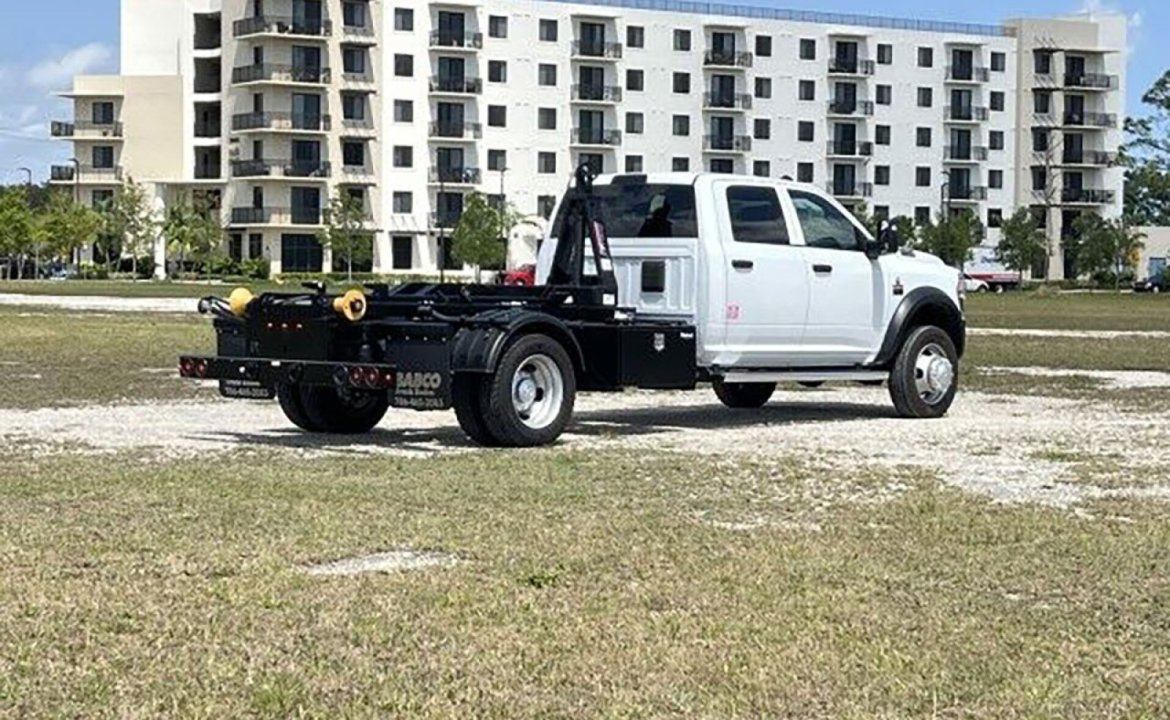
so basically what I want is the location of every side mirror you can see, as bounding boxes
[878,220,900,253]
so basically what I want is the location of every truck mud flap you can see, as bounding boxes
[385,335,453,410]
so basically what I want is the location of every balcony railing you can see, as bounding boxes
[573,84,623,103]
[230,159,332,178]
[826,140,874,157]
[51,121,124,137]
[703,92,753,110]
[342,70,375,84]
[1063,111,1117,128]
[50,165,124,182]
[571,128,622,146]
[341,117,376,133]
[573,40,623,59]
[827,181,873,198]
[704,135,753,152]
[343,23,376,40]
[231,112,332,132]
[429,167,483,184]
[1061,188,1116,204]
[946,66,990,82]
[1060,150,1116,166]
[429,76,483,94]
[233,16,332,38]
[944,145,990,161]
[231,64,331,85]
[704,50,753,68]
[827,99,875,116]
[428,121,483,139]
[1064,73,1118,90]
[946,105,990,122]
[231,207,321,225]
[947,185,989,201]
[429,31,484,49]
[828,58,875,75]
[194,120,221,138]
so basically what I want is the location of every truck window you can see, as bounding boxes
[726,186,789,245]
[788,190,862,252]
[551,183,698,239]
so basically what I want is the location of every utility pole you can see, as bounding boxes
[68,158,81,266]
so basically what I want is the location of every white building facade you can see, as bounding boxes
[51,0,1127,279]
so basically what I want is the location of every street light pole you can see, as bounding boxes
[939,169,951,221]
[68,158,81,266]
[17,167,36,278]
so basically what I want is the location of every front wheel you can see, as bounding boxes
[279,385,389,434]
[888,326,959,419]
[713,379,776,409]
[478,334,577,447]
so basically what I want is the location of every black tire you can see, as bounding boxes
[452,374,500,446]
[889,326,959,419]
[713,379,776,409]
[478,334,576,447]
[798,381,825,389]
[298,386,390,434]
[276,383,324,432]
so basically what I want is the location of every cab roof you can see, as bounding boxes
[590,172,819,194]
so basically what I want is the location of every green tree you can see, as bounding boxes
[995,208,1047,277]
[36,191,103,269]
[317,192,372,282]
[0,187,35,279]
[1073,214,1145,291]
[1122,71,1170,224]
[917,210,984,268]
[163,193,223,279]
[451,193,512,281]
[110,178,157,277]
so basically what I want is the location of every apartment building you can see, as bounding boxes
[50,0,1126,280]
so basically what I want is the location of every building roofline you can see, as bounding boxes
[540,0,1015,38]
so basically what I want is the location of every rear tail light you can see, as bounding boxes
[179,358,193,377]
[345,365,393,389]
[194,359,209,378]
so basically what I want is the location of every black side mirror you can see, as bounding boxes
[878,220,900,254]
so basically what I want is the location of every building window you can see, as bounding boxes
[1034,91,1052,115]
[799,80,815,101]
[249,233,263,259]
[875,165,890,185]
[488,149,507,171]
[799,38,816,60]
[915,206,931,225]
[756,35,772,57]
[1032,128,1050,152]
[343,47,368,75]
[281,235,323,273]
[626,112,644,134]
[917,47,933,68]
[627,69,644,91]
[991,51,1006,72]
[539,19,558,42]
[877,44,893,65]
[393,8,413,31]
[391,236,413,270]
[917,87,932,108]
[488,16,508,39]
[394,54,413,77]
[672,157,690,171]
[93,102,115,125]
[674,29,691,51]
[392,192,412,213]
[392,146,413,168]
[342,141,365,167]
[488,105,506,127]
[875,124,891,145]
[538,63,557,86]
[755,77,772,99]
[488,60,507,83]
[989,169,1003,189]
[916,127,931,147]
[797,162,813,182]
[625,155,644,173]
[990,91,1005,112]
[627,26,644,48]
[989,130,1005,150]
[1032,167,1047,191]
[538,107,557,130]
[673,72,690,94]
[797,121,814,142]
[754,118,771,140]
[874,206,890,221]
[672,115,690,136]
[876,85,892,105]
[988,208,1003,228]
[754,160,771,177]
[92,146,115,168]
[709,158,734,174]
[915,167,931,187]
[391,98,410,122]
[538,152,557,174]
[1034,50,1053,75]
[537,195,557,219]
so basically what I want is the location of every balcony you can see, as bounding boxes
[828,58,875,76]
[341,117,376,135]
[946,106,990,122]
[573,84,622,103]
[944,145,990,162]
[231,64,331,85]
[946,66,990,83]
[1059,150,1116,167]
[1060,188,1116,205]
[704,135,752,153]
[827,181,873,198]
[231,112,331,132]
[1064,73,1118,91]
[570,128,622,146]
[50,164,124,183]
[231,206,322,225]
[703,92,752,111]
[51,121,124,138]
[342,70,376,86]
[429,167,483,185]
[826,141,873,158]
[428,121,483,140]
[343,22,377,43]
[233,16,332,39]
[1063,111,1117,129]
[230,159,332,179]
[704,50,753,69]
[947,185,989,202]
[572,40,623,60]
[429,31,483,50]
[429,76,483,95]
[827,99,875,117]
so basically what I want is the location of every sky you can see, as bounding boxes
[0,0,1158,182]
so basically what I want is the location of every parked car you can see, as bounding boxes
[1134,275,1166,293]
[502,264,536,286]
[962,274,991,293]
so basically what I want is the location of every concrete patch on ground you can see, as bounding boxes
[982,366,1170,389]
[0,293,199,314]
[305,550,460,576]
[970,328,1170,340]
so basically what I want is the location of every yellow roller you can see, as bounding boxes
[333,289,368,322]
[228,287,255,317]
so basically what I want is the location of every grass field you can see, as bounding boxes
[2,294,1170,717]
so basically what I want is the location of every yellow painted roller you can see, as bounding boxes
[333,288,368,322]
[228,287,255,317]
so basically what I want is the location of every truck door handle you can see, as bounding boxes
[813,264,833,274]
[732,260,754,271]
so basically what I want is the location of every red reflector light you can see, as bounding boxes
[348,367,364,386]
[194,359,209,378]
[384,371,395,387]
[179,359,193,377]
[364,367,380,387]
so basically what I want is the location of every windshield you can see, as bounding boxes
[551,183,699,239]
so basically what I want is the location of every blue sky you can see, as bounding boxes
[0,0,1157,182]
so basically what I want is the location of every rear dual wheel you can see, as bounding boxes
[277,384,389,434]
[713,379,776,409]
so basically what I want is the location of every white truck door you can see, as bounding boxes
[712,182,809,366]
[785,188,882,363]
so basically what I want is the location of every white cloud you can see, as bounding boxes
[26,42,114,90]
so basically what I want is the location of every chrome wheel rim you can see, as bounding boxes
[914,343,954,405]
[511,354,564,430]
